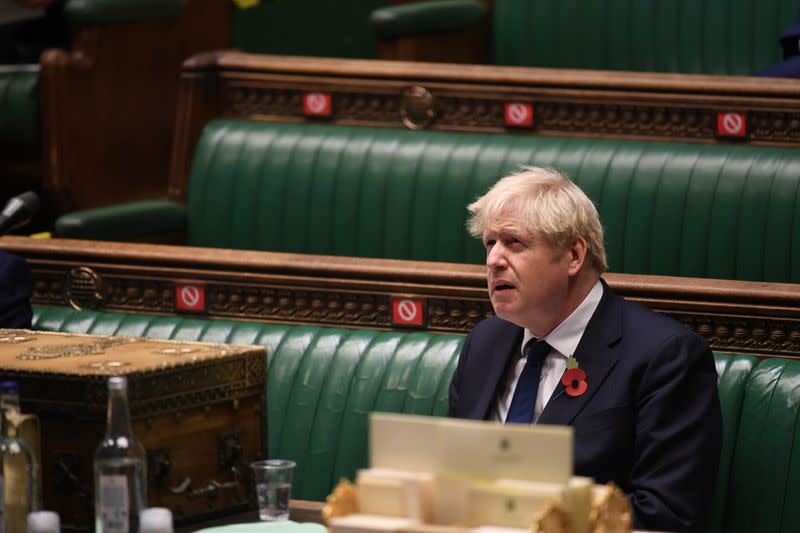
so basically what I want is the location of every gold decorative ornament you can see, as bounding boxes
[18,337,135,360]
[66,266,105,310]
[322,478,359,525]
[531,501,573,533]
[0,330,36,344]
[589,483,632,533]
[400,86,436,130]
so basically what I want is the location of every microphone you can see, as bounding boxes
[0,191,40,236]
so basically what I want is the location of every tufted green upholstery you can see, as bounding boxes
[372,0,799,74]
[57,118,800,282]
[30,305,780,526]
[31,306,463,500]
[181,119,800,282]
[722,357,800,533]
[492,0,800,74]
[0,66,40,146]
[706,354,759,533]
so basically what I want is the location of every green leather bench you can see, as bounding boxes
[372,0,797,75]
[56,119,800,283]
[29,306,800,533]
[0,66,39,147]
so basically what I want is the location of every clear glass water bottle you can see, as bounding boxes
[0,381,36,533]
[94,376,147,533]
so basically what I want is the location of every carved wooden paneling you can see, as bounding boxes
[4,237,800,359]
[170,52,800,201]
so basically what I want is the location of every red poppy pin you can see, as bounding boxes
[561,356,588,397]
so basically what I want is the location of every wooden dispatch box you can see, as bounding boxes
[0,329,267,530]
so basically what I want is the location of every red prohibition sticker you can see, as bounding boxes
[392,298,424,326]
[303,92,332,117]
[504,102,534,127]
[716,112,746,138]
[176,284,205,312]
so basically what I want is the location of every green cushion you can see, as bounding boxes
[0,66,39,146]
[491,0,799,75]
[187,119,800,282]
[371,0,486,39]
[65,0,183,26]
[233,0,386,59]
[31,306,765,514]
[53,200,187,240]
[706,353,758,533]
[31,306,463,501]
[723,357,800,533]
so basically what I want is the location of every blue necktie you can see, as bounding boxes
[506,340,551,424]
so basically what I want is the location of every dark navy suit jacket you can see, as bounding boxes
[0,251,32,329]
[449,280,721,532]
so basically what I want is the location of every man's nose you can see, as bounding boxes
[487,244,507,269]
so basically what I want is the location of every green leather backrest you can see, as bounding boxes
[723,357,800,533]
[33,306,767,511]
[707,353,758,533]
[31,306,463,501]
[0,66,40,145]
[233,0,386,59]
[492,0,799,75]
[188,119,800,282]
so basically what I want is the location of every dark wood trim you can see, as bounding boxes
[37,0,232,214]
[3,236,800,359]
[169,51,800,202]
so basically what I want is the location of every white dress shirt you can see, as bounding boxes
[493,279,604,424]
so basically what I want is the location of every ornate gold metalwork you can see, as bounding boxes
[0,330,36,344]
[400,86,436,130]
[154,347,198,356]
[589,483,632,533]
[83,360,131,371]
[322,478,359,525]
[18,337,134,360]
[532,501,573,533]
[66,266,104,310]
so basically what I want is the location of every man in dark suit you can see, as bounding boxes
[449,167,721,532]
[0,251,32,328]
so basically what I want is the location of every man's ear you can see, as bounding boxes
[566,236,588,276]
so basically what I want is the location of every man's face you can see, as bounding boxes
[482,214,575,334]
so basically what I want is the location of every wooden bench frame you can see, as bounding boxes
[4,236,800,359]
[169,51,800,201]
[39,0,230,214]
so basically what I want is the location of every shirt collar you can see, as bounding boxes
[521,279,604,358]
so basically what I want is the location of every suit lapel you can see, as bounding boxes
[467,324,524,420]
[538,280,623,426]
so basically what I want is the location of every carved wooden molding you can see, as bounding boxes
[194,51,800,143]
[169,51,800,201]
[4,236,800,359]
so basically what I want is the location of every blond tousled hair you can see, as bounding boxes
[467,167,608,273]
